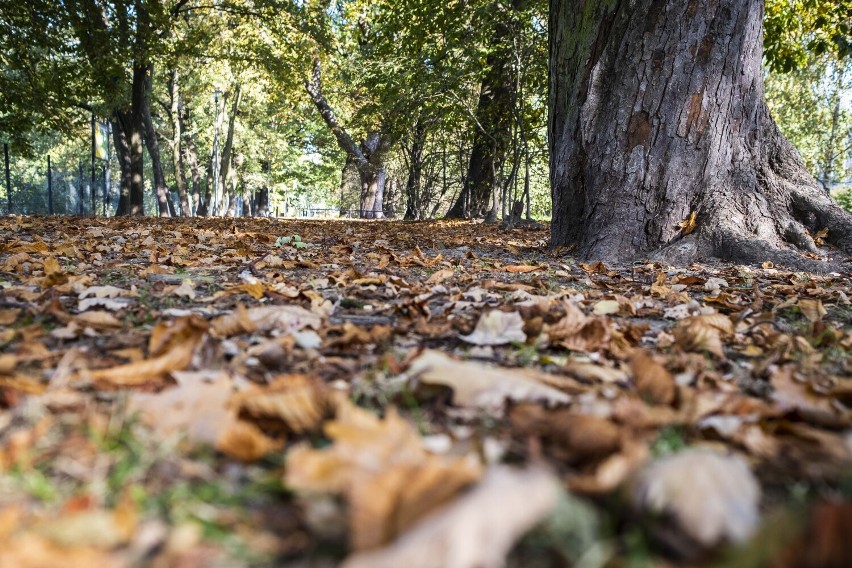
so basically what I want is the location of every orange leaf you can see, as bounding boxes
[504,265,541,273]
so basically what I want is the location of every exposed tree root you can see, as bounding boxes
[649,123,852,273]
[651,180,852,273]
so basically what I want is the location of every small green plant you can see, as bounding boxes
[275,234,308,249]
[651,426,688,456]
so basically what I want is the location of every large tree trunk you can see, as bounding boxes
[143,64,170,217]
[360,166,386,219]
[549,0,852,270]
[445,1,519,220]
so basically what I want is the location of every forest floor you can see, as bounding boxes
[0,216,850,567]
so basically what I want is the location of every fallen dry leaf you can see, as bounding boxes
[128,371,236,445]
[285,401,482,550]
[87,315,208,386]
[678,211,697,235]
[630,350,676,405]
[230,374,331,434]
[459,310,526,345]
[426,269,455,284]
[545,301,611,352]
[504,264,542,273]
[211,304,322,336]
[407,350,571,411]
[672,313,733,358]
[342,466,559,568]
[630,448,760,548]
[510,403,622,464]
[797,298,826,322]
[217,419,284,461]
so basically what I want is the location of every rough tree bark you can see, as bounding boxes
[549,0,852,270]
[305,60,388,219]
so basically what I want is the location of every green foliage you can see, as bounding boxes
[275,234,308,249]
[765,0,852,72]
[835,188,852,211]
[765,56,852,190]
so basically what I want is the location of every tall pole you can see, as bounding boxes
[47,155,53,215]
[212,89,220,216]
[4,143,11,214]
[91,113,97,215]
[103,121,111,216]
[78,161,84,215]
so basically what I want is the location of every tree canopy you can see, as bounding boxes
[0,0,848,222]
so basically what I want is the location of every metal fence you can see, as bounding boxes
[290,208,386,219]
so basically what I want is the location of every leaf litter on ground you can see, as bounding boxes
[0,216,851,566]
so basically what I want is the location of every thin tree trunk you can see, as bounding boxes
[404,120,427,220]
[143,64,170,217]
[47,155,53,215]
[182,109,203,216]
[217,84,241,214]
[169,69,190,216]
[4,143,12,213]
[821,62,845,192]
[112,114,132,216]
[126,62,146,216]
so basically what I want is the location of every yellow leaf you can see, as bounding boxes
[678,211,697,235]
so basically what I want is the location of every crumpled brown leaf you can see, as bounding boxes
[630,350,676,405]
[407,350,572,411]
[510,403,622,464]
[86,315,208,386]
[285,400,482,550]
[211,304,322,337]
[672,313,733,358]
[630,448,760,548]
[342,466,559,568]
[229,374,332,434]
[459,310,526,345]
[545,301,611,352]
[128,370,236,446]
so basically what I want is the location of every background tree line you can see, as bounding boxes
[0,0,849,220]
